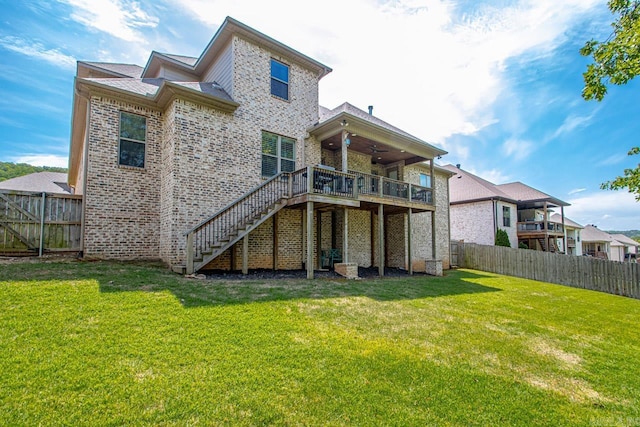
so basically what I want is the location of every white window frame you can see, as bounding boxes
[118,112,147,168]
[261,131,295,177]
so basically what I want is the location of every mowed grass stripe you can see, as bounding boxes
[0,260,638,426]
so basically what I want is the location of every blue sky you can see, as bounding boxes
[0,0,638,230]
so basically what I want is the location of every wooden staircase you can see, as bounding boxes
[182,171,306,274]
[537,237,557,252]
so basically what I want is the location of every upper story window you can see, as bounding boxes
[503,205,511,227]
[270,59,289,100]
[419,173,431,188]
[119,112,146,168]
[262,131,295,177]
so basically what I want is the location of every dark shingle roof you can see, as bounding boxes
[319,102,421,142]
[161,53,198,66]
[0,172,71,194]
[81,62,144,78]
[441,164,516,204]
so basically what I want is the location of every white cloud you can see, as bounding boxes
[59,0,159,43]
[468,167,511,185]
[503,138,535,161]
[568,188,586,195]
[566,191,640,230]
[12,155,69,168]
[597,153,628,166]
[550,112,596,140]
[0,36,76,69]
[168,0,600,148]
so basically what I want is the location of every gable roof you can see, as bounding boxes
[441,164,516,204]
[311,102,447,160]
[549,213,583,229]
[496,182,569,208]
[0,172,72,194]
[582,225,618,244]
[78,62,144,78]
[611,234,640,247]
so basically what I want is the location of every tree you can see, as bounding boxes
[581,0,640,199]
[495,229,511,247]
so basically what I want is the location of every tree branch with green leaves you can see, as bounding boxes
[581,0,640,200]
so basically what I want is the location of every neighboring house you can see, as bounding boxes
[611,234,639,260]
[0,172,72,195]
[444,165,570,252]
[582,225,638,262]
[67,16,452,277]
[441,165,518,248]
[549,213,583,256]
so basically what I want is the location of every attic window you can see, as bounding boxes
[270,59,289,100]
[119,112,146,168]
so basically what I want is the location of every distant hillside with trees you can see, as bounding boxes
[0,162,67,182]
[606,230,640,240]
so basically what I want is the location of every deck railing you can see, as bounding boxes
[349,170,433,204]
[185,166,434,272]
[517,221,564,233]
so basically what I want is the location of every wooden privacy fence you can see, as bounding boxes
[0,190,82,255]
[458,243,640,299]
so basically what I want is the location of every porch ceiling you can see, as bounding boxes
[321,134,425,166]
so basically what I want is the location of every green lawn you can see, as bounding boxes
[1,259,639,426]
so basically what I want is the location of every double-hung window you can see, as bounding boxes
[119,112,146,168]
[503,206,511,227]
[262,131,295,177]
[270,59,289,100]
[419,173,431,188]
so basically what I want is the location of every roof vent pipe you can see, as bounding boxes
[456,164,461,169]
[368,105,373,115]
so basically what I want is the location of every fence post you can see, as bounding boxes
[39,192,46,257]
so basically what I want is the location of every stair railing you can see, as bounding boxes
[185,172,293,273]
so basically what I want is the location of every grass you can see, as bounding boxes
[1,259,639,426]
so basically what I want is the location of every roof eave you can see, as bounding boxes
[194,16,332,79]
[308,111,447,159]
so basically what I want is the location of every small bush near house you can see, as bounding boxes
[519,242,529,249]
[495,228,511,247]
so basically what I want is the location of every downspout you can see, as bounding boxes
[492,198,497,244]
[79,97,91,258]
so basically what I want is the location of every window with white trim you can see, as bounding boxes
[261,131,295,177]
[119,112,146,168]
[270,59,289,100]
[419,173,431,188]
[503,206,511,227]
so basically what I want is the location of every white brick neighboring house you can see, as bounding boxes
[443,165,571,252]
[67,16,453,276]
[549,213,583,256]
[582,225,639,262]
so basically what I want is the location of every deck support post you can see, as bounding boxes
[306,201,314,279]
[378,204,385,277]
[242,234,249,275]
[341,130,349,172]
[273,214,278,270]
[408,208,413,275]
[186,233,194,275]
[431,210,437,259]
[343,208,349,263]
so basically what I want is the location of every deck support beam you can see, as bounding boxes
[431,210,436,259]
[306,201,314,279]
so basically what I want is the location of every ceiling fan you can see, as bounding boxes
[369,144,389,153]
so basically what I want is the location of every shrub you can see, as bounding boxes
[495,229,511,247]
[518,242,529,249]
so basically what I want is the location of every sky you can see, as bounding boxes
[0,0,638,230]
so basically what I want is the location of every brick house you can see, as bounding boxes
[68,17,452,277]
[443,164,570,252]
